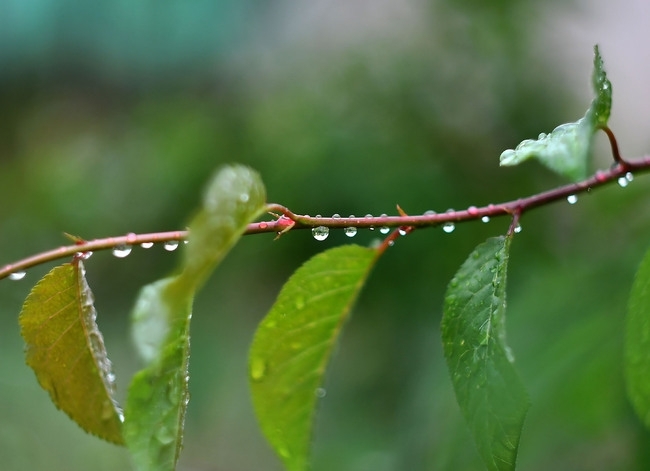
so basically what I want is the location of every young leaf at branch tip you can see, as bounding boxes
[499,46,612,182]
[625,246,650,428]
[249,245,377,471]
[124,164,267,471]
[19,261,124,444]
[442,236,528,471]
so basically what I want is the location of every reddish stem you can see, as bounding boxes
[2,154,650,280]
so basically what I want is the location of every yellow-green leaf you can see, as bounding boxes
[249,245,377,471]
[19,261,124,444]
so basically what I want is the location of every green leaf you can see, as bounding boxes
[19,261,124,444]
[442,236,528,471]
[625,246,650,427]
[249,245,377,471]
[124,165,267,471]
[499,45,612,181]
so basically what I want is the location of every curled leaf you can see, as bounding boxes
[500,45,612,181]
[19,261,124,444]
[124,165,267,471]
[249,245,377,471]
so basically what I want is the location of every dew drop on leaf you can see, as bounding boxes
[8,271,26,281]
[163,241,179,251]
[112,245,132,258]
[250,357,268,382]
[312,226,329,241]
[567,194,578,204]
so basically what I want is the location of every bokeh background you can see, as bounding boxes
[1,0,650,470]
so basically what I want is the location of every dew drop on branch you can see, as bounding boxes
[514,223,523,233]
[442,208,455,233]
[140,242,154,249]
[312,226,329,241]
[112,245,132,258]
[567,194,578,204]
[618,172,633,188]
[8,271,26,281]
[379,213,390,234]
[365,214,374,230]
[481,216,490,223]
[344,226,357,237]
[163,241,179,251]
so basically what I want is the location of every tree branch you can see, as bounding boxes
[2,155,650,281]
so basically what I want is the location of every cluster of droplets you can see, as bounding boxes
[111,238,181,258]
[618,171,634,188]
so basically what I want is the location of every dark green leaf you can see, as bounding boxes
[499,46,612,181]
[625,246,650,427]
[19,261,124,444]
[124,165,267,471]
[249,245,377,471]
[442,236,528,471]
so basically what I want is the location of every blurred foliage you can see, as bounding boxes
[1,1,650,470]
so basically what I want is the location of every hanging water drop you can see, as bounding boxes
[443,209,455,233]
[76,251,93,260]
[112,245,132,258]
[618,176,629,187]
[514,223,523,233]
[626,172,634,182]
[8,271,26,281]
[163,241,179,251]
[442,222,455,233]
[344,226,357,237]
[567,194,578,205]
[398,228,407,236]
[365,214,374,230]
[312,226,329,241]
[481,216,490,223]
[378,213,389,234]
[140,242,154,249]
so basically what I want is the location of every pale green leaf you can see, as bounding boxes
[442,236,528,471]
[499,45,612,181]
[124,165,267,471]
[19,261,124,444]
[625,246,650,427]
[249,245,377,471]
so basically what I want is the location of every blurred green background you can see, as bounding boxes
[1,1,650,470]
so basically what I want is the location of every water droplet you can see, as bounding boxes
[332,213,341,219]
[344,226,357,237]
[514,223,522,233]
[388,240,395,246]
[250,357,267,381]
[76,251,93,260]
[8,271,26,281]
[618,176,629,187]
[112,245,132,258]
[626,172,634,182]
[155,425,176,445]
[567,194,578,204]
[164,241,179,251]
[365,214,374,230]
[239,192,250,203]
[398,228,407,236]
[538,132,547,139]
[378,213,389,234]
[481,216,490,223]
[443,208,455,233]
[312,226,329,241]
[140,242,154,249]
[315,387,327,398]
[424,210,436,216]
[183,240,189,244]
